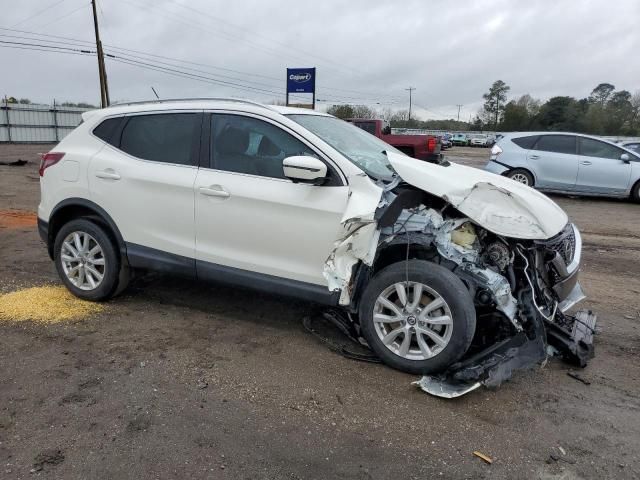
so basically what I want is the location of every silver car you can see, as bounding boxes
[485,132,640,201]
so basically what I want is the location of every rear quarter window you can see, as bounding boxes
[92,117,123,145]
[511,135,539,149]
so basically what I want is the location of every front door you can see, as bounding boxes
[194,113,348,286]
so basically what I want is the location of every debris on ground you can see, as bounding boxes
[0,209,37,229]
[0,285,103,323]
[567,371,591,385]
[472,451,493,464]
[32,449,65,471]
[0,159,27,166]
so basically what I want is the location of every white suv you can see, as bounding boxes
[38,99,593,385]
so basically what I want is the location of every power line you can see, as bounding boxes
[33,3,90,30]
[0,26,403,103]
[11,0,66,28]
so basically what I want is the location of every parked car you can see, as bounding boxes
[37,99,593,390]
[440,133,452,150]
[347,119,441,163]
[469,134,491,147]
[620,141,640,154]
[485,132,640,201]
[451,133,469,146]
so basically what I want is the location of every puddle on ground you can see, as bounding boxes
[0,210,37,229]
[0,286,104,323]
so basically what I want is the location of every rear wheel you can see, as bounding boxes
[358,260,476,375]
[631,181,640,203]
[54,219,125,301]
[507,168,534,186]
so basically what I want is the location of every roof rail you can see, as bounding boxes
[110,97,270,108]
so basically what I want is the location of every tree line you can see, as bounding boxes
[326,81,640,136]
[478,80,640,135]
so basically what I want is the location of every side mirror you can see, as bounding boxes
[621,153,631,163]
[382,126,391,135]
[283,156,327,184]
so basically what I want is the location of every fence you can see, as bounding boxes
[0,101,92,143]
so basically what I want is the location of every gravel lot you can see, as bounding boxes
[0,144,639,479]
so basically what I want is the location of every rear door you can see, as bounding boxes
[88,111,201,263]
[527,135,578,190]
[576,137,632,194]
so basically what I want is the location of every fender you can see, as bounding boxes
[47,198,127,260]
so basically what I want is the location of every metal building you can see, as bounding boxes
[0,100,91,143]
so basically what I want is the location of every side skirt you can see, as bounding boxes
[125,242,338,306]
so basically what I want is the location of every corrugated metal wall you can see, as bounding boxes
[0,101,92,143]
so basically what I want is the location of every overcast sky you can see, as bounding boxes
[2,0,639,120]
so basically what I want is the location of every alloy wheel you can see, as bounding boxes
[373,281,453,361]
[510,173,530,185]
[60,231,106,291]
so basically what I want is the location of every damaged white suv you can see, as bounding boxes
[38,99,595,389]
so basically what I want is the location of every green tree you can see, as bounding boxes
[588,83,615,106]
[481,80,510,130]
[326,104,355,119]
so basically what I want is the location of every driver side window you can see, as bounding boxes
[211,114,317,179]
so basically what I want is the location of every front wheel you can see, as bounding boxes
[358,260,476,375]
[54,219,125,301]
[631,181,640,203]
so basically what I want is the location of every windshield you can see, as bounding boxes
[287,114,400,180]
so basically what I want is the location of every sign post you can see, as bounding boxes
[286,67,316,109]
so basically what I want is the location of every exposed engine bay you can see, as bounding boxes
[322,153,597,398]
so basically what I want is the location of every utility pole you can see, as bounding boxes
[456,104,463,122]
[91,0,110,108]
[405,87,415,121]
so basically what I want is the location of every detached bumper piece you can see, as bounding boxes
[415,308,597,399]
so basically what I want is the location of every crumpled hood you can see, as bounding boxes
[387,151,568,240]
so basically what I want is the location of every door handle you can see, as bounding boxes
[529,155,540,160]
[580,161,592,166]
[199,185,230,198]
[95,169,121,180]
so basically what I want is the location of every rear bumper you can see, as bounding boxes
[37,217,48,244]
[484,160,510,176]
[416,152,443,163]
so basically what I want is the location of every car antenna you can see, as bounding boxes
[151,87,160,100]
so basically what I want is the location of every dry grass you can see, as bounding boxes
[0,285,104,323]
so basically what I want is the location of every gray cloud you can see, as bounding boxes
[2,0,639,120]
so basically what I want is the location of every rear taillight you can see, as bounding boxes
[427,137,436,152]
[39,152,65,176]
[490,145,503,157]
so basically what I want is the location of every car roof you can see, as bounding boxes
[81,98,331,122]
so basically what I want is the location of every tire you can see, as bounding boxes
[631,181,640,203]
[358,260,476,375]
[54,218,125,301]
[506,168,534,187]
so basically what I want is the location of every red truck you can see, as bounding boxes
[347,119,442,163]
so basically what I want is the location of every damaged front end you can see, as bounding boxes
[323,154,596,398]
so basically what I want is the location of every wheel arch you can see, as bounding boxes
[47,198,126,260]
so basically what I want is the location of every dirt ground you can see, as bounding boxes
[0,144,639,479]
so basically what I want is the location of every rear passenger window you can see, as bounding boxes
[211,114,318,179]
[511,135,539,149]
[93,117,123,144]
[579,138,623,160]
[119,113,200,165]
[534,135,576,155]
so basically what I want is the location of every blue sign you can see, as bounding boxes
[287,68,316,94]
